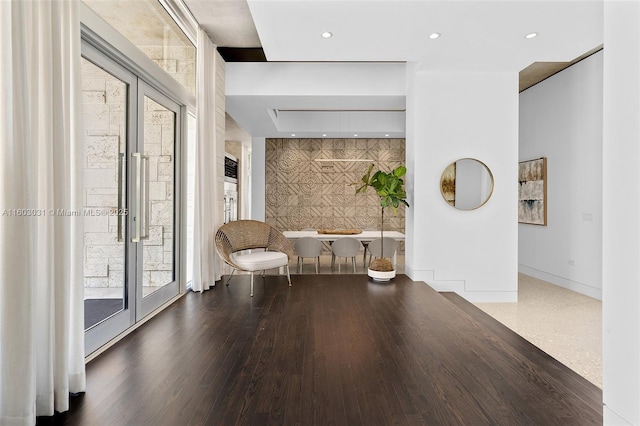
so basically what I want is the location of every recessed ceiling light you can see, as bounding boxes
[291,133,296,137]
[525,32,538,39]
[429,32,441,40]
[354,134,358,137]
[321,31,333,38]
[385,134,390,137]
[322,134,327,137]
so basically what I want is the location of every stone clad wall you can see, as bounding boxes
[140,46,196,95]
[265,138,406,236]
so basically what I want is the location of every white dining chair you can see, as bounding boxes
[294,236,323,273]
[330,237,362,273]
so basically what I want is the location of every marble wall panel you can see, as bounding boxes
[161,125,175,154]
[85,277,109,288]
[84,232,120,246]
[149,181,167,200]
[157,162,174,182]
[143,246,165,265]
[83,91,106,104]
[84,169,116,188]
[84,243,124,287]
[105,78,126,104]
[108,270,124,289]
[86,194,117,207]
[83,104,110,130]
[148,270,173,287]
[145,143,162,156]
[84,213,109,233]
[151,201,173,226]
[84,264,108,278]
[146,226,164,246]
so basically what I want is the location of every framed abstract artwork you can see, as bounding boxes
[518,157,547,225]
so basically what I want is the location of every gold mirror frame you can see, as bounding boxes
[440,158,494,210]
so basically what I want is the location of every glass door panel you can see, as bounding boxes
[81,55,127,326]
[137,83,180,319]
[141,95,175,297]
[81,48,137,355]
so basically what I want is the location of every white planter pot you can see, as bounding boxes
[368,268,396,281]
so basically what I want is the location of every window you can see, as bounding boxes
[83,0,196,95]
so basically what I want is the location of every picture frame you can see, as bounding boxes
[518,157,547,225]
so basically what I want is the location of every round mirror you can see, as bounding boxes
[440,158,494,210]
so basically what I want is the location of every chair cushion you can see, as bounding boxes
[232,251,288,271]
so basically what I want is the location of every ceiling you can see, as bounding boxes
[184,0,604,139]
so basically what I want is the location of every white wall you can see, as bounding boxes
[405,70,519,302]
[603,2,640,424]
[518,51,603,300]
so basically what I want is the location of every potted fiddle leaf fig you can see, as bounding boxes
[353,163,409,281]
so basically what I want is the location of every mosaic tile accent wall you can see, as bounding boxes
[265,138,406,235]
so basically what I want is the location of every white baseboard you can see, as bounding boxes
[455,290,518,303]
[405,267,517,303]
[518,264,602,300]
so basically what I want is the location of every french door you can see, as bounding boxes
[82,42,181,355]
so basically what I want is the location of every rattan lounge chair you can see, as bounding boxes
[215,220,294,296]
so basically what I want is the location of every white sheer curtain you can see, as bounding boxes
[192,28,223,292]
[0,1,86,424]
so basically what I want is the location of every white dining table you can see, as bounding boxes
[283,230,405,268]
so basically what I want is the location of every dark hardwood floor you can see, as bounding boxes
[50,274,602,425]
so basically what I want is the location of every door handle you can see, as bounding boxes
[132,152,141,242]
[117,153,126,242]
[141,155,150,241]
[131,153,150,243]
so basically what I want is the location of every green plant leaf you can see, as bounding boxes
[393,166,407,178]
[354,163,409,216]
